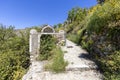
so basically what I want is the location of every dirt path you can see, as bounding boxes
[22,40,102,80]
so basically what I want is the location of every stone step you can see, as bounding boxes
[66,65,98,71]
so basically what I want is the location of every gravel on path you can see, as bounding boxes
[22,40,103,80]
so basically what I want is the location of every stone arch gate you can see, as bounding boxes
[29,25,66,57]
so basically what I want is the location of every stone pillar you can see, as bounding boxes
[29,29,38,55]
[59,30,66,46]
[64,31,66,46]
[37,34,41,53]
[63,31,66,46]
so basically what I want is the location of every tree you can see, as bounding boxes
[97,0,105,4]
[67,7,87,24]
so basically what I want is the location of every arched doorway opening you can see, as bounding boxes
[29,25,66,60]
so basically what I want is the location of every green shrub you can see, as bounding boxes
[97,51,120,80]
[38,35,56,60]
[67,34,80,44]
[38,34,67,73]
[0,25,30,80]
[86,0,120,34]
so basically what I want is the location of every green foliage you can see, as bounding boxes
[0,25,30,80]
[31,26,42,32]
[61,0,120,79]
[97,0,105,4]
[67,7,87,24]
[45,47,68,73]
[58,40,65,46]
[38,34,67,73]
[38,35,56,60]
[86,0,120,33]
[0,51,27,80]
[79,1,120,80]
[98,51,120,80]
[67,34,80,44]
[0,25,15,41]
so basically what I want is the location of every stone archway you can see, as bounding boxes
[41,25,55,33]
[29,25,66,58]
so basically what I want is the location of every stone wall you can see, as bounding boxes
[29,27,66,56]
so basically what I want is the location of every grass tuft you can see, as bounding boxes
[45,47,68,73]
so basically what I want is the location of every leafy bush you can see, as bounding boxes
[67,34,79,44]
[38,34,67,73]
[98,51,120,80]
[86,0,120,34]
[0,25,30,80]
[38,35,56,60]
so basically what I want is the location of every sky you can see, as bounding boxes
[0,0,97,29]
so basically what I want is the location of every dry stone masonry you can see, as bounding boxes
[29,25,66,61]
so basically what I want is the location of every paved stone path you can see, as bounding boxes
[22,40,102,80]
[63,40,97,71]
